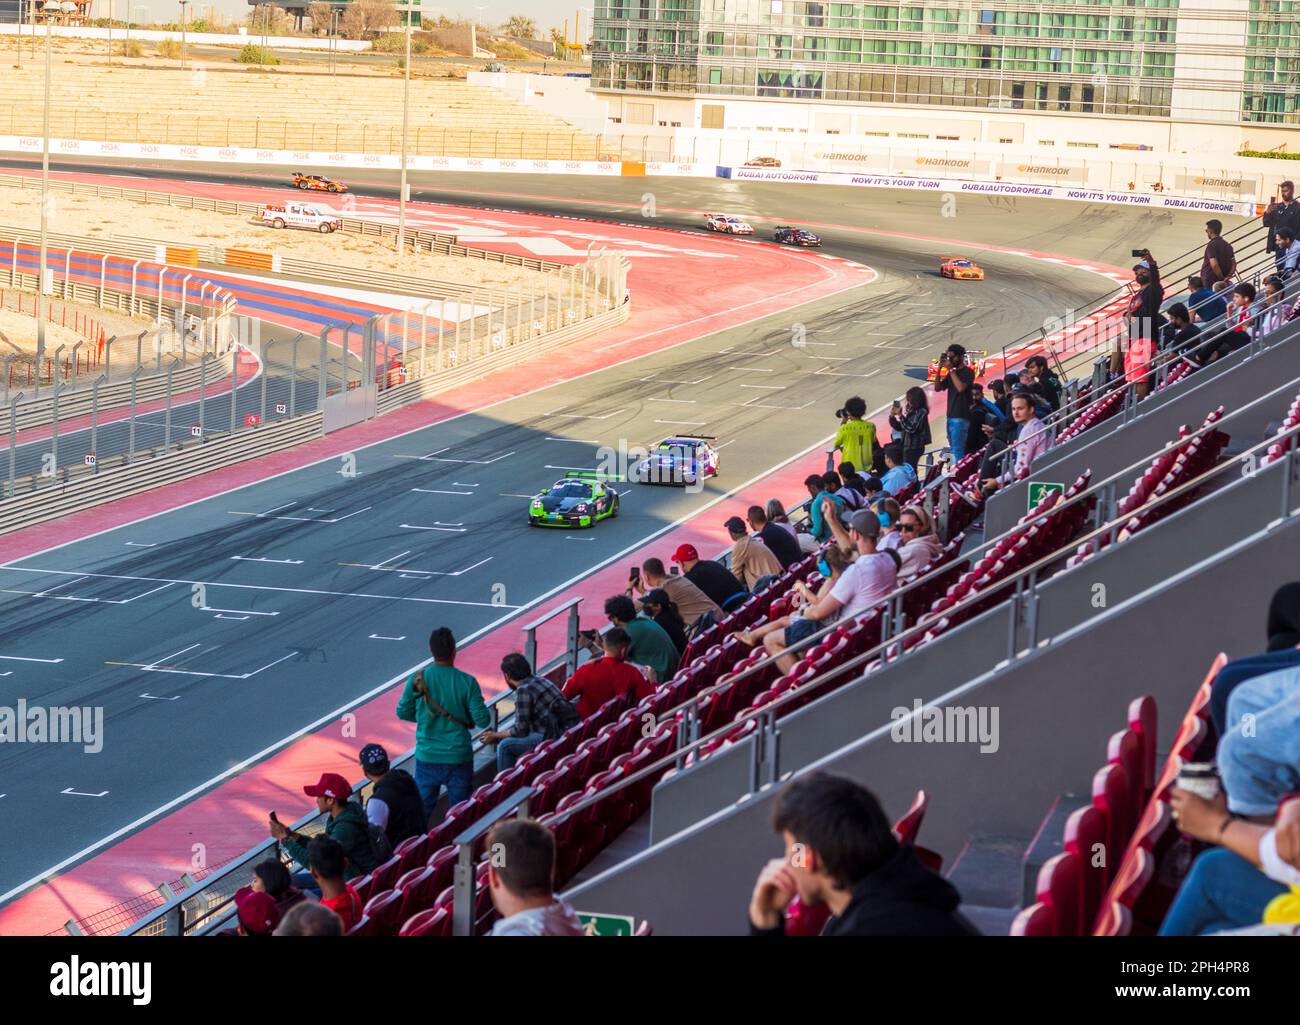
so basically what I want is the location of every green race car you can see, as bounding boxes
[528,473,620,528]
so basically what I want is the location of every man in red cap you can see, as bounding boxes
[232,886,281,936]
[269,770,380,892]
[671,542,750,613]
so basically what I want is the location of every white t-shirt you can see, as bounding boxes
[829,551,898,623]
[879,531,903,552]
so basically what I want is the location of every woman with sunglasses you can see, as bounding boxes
[897,506,943,579]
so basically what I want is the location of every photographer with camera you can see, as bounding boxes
[1114,249,1164,400]
[933,344,976,461]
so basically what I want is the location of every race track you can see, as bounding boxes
[0,155,1221,926]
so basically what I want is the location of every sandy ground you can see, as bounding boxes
[0,183,574,296]
[0,297,150,358]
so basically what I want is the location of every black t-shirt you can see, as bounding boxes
[758,521,802,569]
[685,559,749,607]
[940,365,975,419]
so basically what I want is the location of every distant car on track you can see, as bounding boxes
[528,472,619,528]
[773,225,822,247]
[291,171,349,193]
[705,213,755,235]
[630,436,720,487]
[940,256,985,281]
[260,202,342,233]
[744,157,782,168]
[928,349,991,383]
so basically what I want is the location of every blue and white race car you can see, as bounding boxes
[630,436,720,486]
[773,225,822,247]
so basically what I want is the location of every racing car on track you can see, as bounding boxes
[773,225,822,247]
[704,213,755,235]
[527,472,620,528]
[630,436,720,487]
[291,172,349,193]
[927,349,991,383]
[939,256,985,280]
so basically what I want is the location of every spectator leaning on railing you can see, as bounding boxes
[479,653,580,773]
[396,627,492,824]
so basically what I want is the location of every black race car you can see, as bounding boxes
[773,225,822,247]
[527,473,620,528]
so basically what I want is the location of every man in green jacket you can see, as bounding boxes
[397,626,491,825]
[269,771,379,892]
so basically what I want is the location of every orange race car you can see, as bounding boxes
[291,172,349,194]
[927,349,990,383]
[940,256,985,281]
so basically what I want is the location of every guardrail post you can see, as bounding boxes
[230,345,239,435]
[7,392,22,499]
[198,355,208,441]
[99,254,107,308]
[435,304,444,373]
[452,841,475,938]
[49,382,66,481]
[128,366,143,462]
[565,600,583,678]
[261,338,274,426]
[89,375,105,471]
[419,304,429,379]
[318,327,329,407]
[164,360,177,451]
[290,333,301,417]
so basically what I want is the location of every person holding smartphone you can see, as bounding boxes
[1264,181,1300,255]
[888,386,930,471]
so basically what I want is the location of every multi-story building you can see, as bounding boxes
[591,1,1300,126]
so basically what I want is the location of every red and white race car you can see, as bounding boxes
[704,212,755,235]
[291,172,349,193]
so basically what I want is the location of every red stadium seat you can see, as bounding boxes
[1127,696,1158,800]
[1092,763,1135,872]
[1035,851,1084,936]
[1093,901,1133,937]
[393,832,430,875]
[1063,805,1109,921]
[399,906,450,937]
[1010,902,1055,936]
[892,790,929,846]
[358,887,405,936]
[395,865,442,922]
[1107,729,1145,818]
[368,855,404,896]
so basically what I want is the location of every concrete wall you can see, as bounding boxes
[0,24,372,49]
[471,71,609,137]
[426,23,475,57]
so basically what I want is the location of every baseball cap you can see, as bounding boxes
[670,543,698,563]
[234,886,281,935]
[849,509,882,539]
[303,772,352,800]
[359,743,389,772]
[1134,260,1151,270]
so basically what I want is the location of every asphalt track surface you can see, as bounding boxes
[0,155,1219,918]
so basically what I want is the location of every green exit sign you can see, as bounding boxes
[1027,481,1065,512]
[577,911,636,936]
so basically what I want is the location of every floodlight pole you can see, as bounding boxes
[36,1,55,370]
[396,3,413,262]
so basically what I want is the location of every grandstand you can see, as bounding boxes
[0,65,608,159]
[119,207,1300,940]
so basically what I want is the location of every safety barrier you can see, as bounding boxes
[0,411,322,536]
